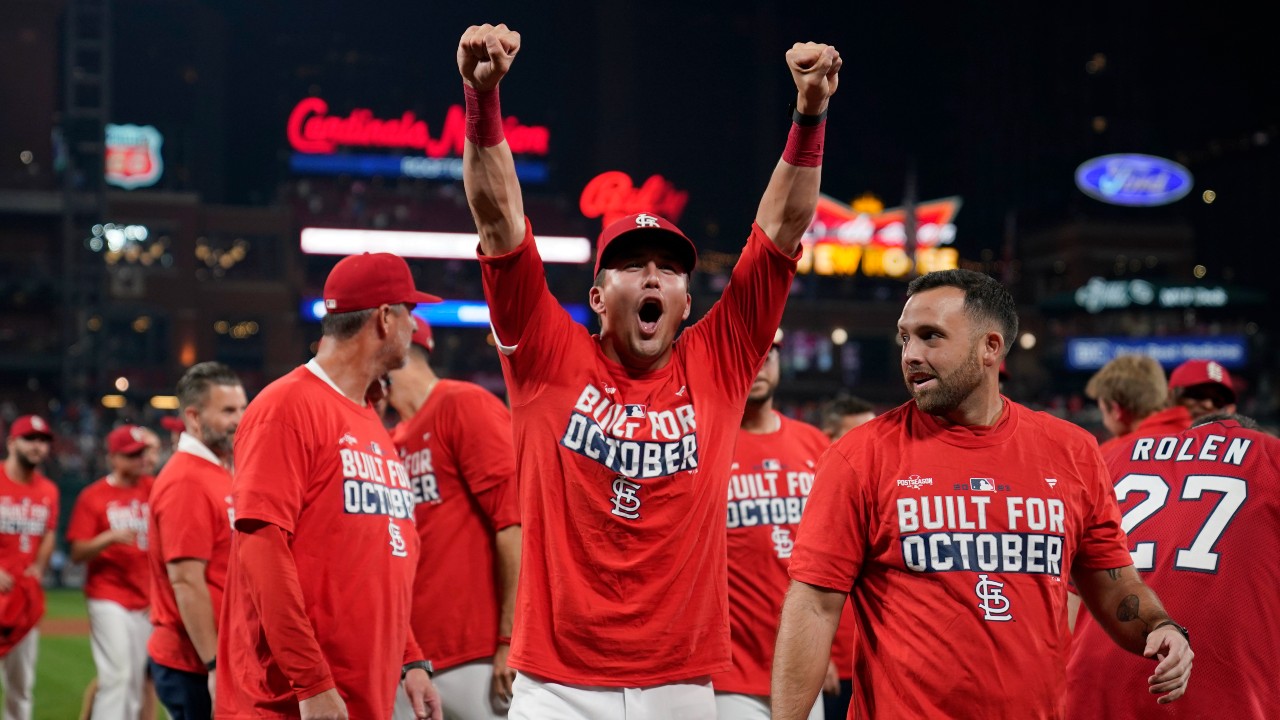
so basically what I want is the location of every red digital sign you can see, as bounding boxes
[579,171,689,228]
[799,194,962,278]
[286,97,550,157]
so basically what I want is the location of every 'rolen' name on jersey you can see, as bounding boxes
[560,383,700,480]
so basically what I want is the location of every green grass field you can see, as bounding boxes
[0,588,157,720]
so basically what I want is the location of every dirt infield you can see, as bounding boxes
[39,617,91,636]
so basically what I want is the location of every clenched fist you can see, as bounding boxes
[786,43,841,115]
[458,23,521,92]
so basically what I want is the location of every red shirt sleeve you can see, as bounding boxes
[237,522,334,698]
[1075,444,1134,570]
[156,474,220,564]
[65,485,103,543]
[233,420,310,534]
[789,445,867,593]
[442,388,518,501]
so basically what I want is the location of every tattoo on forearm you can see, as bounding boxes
[1117,594,1140,622]
[1106,568,1121,582]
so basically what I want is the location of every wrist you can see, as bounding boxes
[204,656,216,672]
[1150,619,1190,643]
[496,634,512,646]
[402,659,434,679]
[463,83,505,147]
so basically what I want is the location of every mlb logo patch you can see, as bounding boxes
[325,299,337,309]
[970,477,996,492]
[763,459,781,471]
[624,404,646,418]
[369,441,383,456]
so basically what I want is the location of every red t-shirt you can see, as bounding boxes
[147,438,233,673]
[66,475,153,610]
[1097,405,1192,461]
[0,467,59,578]
[477,220,796,686]
[789,399,1133,720]
[0,467,59,647]
[713,413,831,696]
[1067,418,1280,720]
[392,378,519,671]
[217,364,419,720]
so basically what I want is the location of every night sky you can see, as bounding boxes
[117,0,1279,284]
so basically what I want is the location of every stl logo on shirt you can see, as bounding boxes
[975,573,1013,621]
[388,518,408,558]
[771,526,794,559]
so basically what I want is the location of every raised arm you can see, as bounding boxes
[1071,564,1193,704]
[459,23,526,257]
[756,42,841,255]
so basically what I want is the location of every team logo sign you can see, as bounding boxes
[975,574,1012,621]
[105,124,164,190]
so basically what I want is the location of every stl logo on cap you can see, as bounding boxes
[1206,361,1226,382]
[31,417,47,432]
[634,213,661,228]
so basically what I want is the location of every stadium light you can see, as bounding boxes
[300,228,592,264]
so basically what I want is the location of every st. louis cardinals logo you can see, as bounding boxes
[634,213,661,228]
[611,476,642,519]
[771,526,794,559]
[975,574,1012,621]
[388,518,408,558]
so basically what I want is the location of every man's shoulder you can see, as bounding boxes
[1013,402,1098,447]
[780,415,831,451]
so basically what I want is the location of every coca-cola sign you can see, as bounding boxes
[579,171,689,228]
[286,97,550,157]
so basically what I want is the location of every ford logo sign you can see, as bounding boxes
[1074,154,1193,207]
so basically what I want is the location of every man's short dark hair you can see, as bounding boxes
[822,395,874,421]
[321,308,377,340]
[176,361,242,411]
[906,269,1019,356]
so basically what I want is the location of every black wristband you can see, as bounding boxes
[790,105,828,126]
[204,657,216,671]
[401,659,434,679]
[1151,619,1189,642]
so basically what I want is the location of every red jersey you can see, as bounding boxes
[1098,405,1192,461]
[713,413,830,696]
[392,378,519,671]
[147,435,233,673]
[66,475,153,610]
[477,221,796,686]
[789,399,1133,720]
[1067,418,1280,720]
[217,363,419,720]
[0,467,59,578]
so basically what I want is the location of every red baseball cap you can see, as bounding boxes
[8,415,53,441]
[410,315,435,353]
[106,425,148,455]
[1168,359,1236,403]
[594,212,698,277]
[322,253,443,314]
[160,416,186,433]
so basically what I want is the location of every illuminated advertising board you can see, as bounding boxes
[1074,154,1193,207]
[105,124,164,189]
[797,194,961,278]
[299,227,591,264]
[286,97,551,183]
[301,297,590,327]
[1065,336,1246,371]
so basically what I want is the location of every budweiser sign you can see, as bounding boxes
[286,97,550,157]
[580,171,689,228]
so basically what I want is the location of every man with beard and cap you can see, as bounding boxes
[771,268,1194,720]
[457,20,839,718]
[217,253,443,720]
[712,332,830,719]
[0,415,59,720]
[146,361,246,719]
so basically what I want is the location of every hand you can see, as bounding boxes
[821,660,840,695]
[786,42,841,115]
[110,528,139,546]
[1144,625,1193,704]
[21,565,43,579]
[299,688,348,720]
[402,669,442,720]
[458,23,521,91]
[0,568,13,593]
[490,644,516,711]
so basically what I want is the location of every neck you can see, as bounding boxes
[4,457,33,483]
[110,471,139,487]
[315,333,384,405]
[741,400,780,434]
[388,364,439,419]
[938,390,1005,428]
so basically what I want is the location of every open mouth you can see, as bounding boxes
[908,371,936,391]
[638,299,664,336]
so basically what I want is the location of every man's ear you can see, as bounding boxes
[589,285,606,315]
